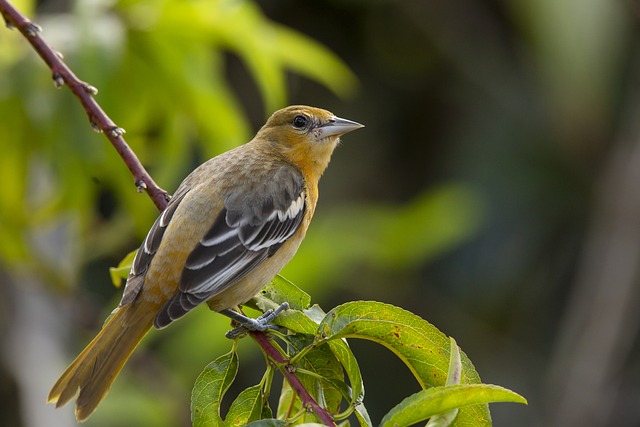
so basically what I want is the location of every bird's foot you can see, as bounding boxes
[223,302,290,339]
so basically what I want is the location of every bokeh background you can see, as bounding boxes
[1,0,639,426]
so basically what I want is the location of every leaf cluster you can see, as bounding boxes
[190,276,526,427]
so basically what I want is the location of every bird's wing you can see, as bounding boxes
[154,165,306,328]
[119,189,190,307]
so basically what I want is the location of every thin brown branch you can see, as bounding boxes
[251,331,337,426]
[0,0,170,211]
[1,1,336,424]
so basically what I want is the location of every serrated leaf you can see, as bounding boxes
[317,302,489,426]
[224,384,263,427]
[191,349,239,427]
[380,384,527,427]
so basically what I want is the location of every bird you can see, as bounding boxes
[47,105,363,421]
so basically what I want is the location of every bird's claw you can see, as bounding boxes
[225,302,290,339]
[259,301,290,324]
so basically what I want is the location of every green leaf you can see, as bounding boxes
[245,420,286,427]
[317,301,490,426]
[270,303,327,336]
[191,348,239,427]
[274,309,321,335]
[276,379,326,425]
[325,339,366,420]
[275,343,344,425]
[299,345,345,414]
[109,249,137,287]
[261,402,274,420]
[380,384,527,427]
[354,403,373,427]
[246,275,316,334]
[250,278,369,425]
[445,338,463,387]
[224,384,263,427]
[263,274,312,311]
[276,377,296,421]
[425,410,458,427]
[426,338,463,427]
[255,279,368,423]
[245,422,327,427]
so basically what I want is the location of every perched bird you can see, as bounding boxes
[48,105,363,421]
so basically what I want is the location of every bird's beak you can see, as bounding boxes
[317,116,364,138]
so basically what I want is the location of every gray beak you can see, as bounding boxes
[317,116,364,138]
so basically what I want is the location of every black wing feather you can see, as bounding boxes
[154,165,306,328]
[119,190,190,307]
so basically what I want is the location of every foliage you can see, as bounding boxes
[189,276,526,426]
[0,0,532,426]
[0,0,356,285]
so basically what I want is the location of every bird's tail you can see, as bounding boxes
[48,301,153,422]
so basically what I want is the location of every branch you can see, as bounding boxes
[1,1,336,425]
[0,0,170,211]
[251,331,337,426]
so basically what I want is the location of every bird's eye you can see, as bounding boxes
[292,115,309,129]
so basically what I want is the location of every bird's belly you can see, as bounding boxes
[205,235,303,311]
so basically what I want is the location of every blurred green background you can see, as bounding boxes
[1,0,639,426]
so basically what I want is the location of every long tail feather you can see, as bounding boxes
[48,302,153,421]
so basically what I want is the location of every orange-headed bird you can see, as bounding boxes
[48,105,363,421]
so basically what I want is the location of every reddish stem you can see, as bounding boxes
[0,0,169,211]
[251,331,337,426]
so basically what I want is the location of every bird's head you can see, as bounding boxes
[257,105,364,180]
